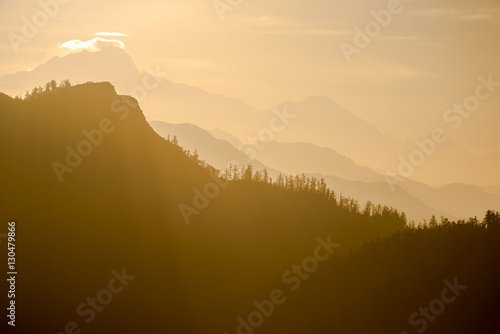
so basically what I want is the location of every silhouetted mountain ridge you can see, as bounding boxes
[0,82,407,334]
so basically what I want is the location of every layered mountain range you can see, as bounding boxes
[1,47,498,223]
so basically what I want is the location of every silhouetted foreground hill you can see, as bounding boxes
[310,217,500,334]
[0,83,498,333]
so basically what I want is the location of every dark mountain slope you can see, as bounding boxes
[0,83,405,334]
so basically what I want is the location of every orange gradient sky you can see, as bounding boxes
[1,0,499,147]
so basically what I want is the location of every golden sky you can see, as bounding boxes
[1,0,499,145]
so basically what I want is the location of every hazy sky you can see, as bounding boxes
[1,0,499,144]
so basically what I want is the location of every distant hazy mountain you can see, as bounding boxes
[155,121,498,222]
[209,128,242,148]
[266,96,402,171]
[149,121,281,178]
[1,47,499,188]
[396,137,500,186]
[326,173,500,221]
[0,48,400,171]
[159,122,442,221]
[432,183,500,218]
[309,174,453,222]
[481,185,500,195]
[250,140,378,181]
[210,128,380,182]
[151,121,381,183]
[0,48,141,96]
[304,172,499,222]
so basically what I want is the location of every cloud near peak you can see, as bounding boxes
[59,37,125,53]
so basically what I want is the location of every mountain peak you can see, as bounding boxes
[0,47,140,97]
[41,47,137,74]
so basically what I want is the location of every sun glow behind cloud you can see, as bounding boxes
[59,37,126,53]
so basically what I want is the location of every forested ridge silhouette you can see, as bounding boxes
[0,81,498,333]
